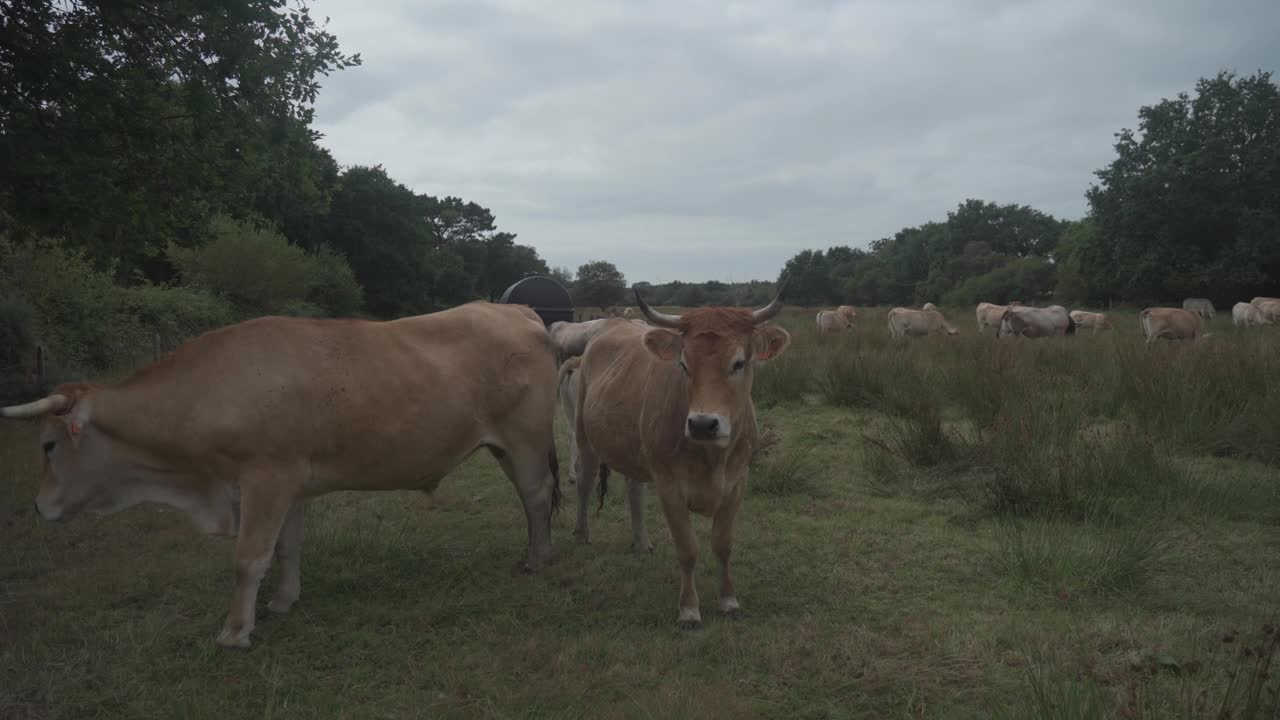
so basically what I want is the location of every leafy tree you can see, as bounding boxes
[548,266,574,287]
[0,0,361,281]
[322,166,439,317]
[573,261,626,311]
[1083,70,1280,304]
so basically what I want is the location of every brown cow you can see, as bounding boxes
[1140,307,1210,343]
[558,354,652,550]
[573,283,791,629]
[1,302,561,648]
[816,305,857,334]
[887,307,960,338]
[975,302,1009,334]
[1069,310,1113,333]
[1257,300,1280,322]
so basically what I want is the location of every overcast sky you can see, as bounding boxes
[311,0,1279,284]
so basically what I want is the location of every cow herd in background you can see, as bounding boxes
[817,296,1280,342]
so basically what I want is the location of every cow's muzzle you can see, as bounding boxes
[686,413,730,445]
[35,495,64,522]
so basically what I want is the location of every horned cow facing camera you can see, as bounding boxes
[572,281,791,630]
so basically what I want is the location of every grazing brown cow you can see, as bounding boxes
[1249,297,1280,308]
[887,307,960,338]
[816,305,857,334]
[573,282,791,629]
[1,303,561,648]
[1140,307,1210,343]
[1182,298,1216,319]
[1069,310,1113,333]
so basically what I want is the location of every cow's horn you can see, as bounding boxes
[633,287,682,328]
[752,275,789,323]
[0,394,69,418]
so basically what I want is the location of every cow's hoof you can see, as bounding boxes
[677,619,704,632]
[632,541,655,554]
[723,607,745,621]
[573,529,591,544]
[215,629,251,650]
[267,597,297,615]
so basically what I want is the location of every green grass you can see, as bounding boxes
[2,305,1279,718]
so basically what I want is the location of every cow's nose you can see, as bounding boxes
[687,414,720,438]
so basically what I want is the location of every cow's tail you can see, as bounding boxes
[1065,314,1077,336]
[548,445,562,515]
[597,464,611,513]
[1139,308,1152,339]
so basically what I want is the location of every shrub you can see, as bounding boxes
[121,284,236,352]
[170,214,365,318]
[0,292,37,373]
[306,246,364,317]
[1,235,143,372]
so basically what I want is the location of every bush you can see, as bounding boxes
[0,292,37,373]
[1,235,142,372]
[170,214,364,318]
[306,246,364,317]
[121,284,236,352]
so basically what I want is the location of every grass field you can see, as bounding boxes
[2,305,1279,719]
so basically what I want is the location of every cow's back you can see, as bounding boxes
[95,303,555,489]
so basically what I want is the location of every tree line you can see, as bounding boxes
[777,71,1280,310]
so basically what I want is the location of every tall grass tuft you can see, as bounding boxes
[993,520,1168,596]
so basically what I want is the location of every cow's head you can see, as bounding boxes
[837,305,858,325]
[2,384,235,533]
[635,280,791,447]
[2,384,106,520]
[927,307,960,335]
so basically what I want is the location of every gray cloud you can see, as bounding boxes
[312,0,1280,283]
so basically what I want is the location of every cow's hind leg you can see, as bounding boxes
[218,472,295,649]
[656,482,701,630]
[266,502,306,615]
[573,439,601,545]
[627,477,653,553]
[493,442,556,573]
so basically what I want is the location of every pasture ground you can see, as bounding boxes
[2,306,1278,719]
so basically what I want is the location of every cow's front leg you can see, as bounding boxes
[656,483,700,630]
[712,486,744,620]
[627,477,653,553]
[218,478,294,649]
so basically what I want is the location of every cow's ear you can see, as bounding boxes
[752,324,791,362]
[643,328,683,363]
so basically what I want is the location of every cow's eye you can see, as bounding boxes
[42,441,55,455]
[731,359,746,374]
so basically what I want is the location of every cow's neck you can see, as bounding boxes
[107,463,237,535]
